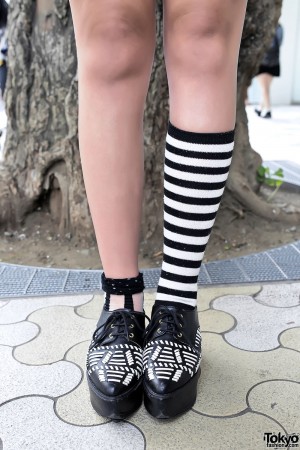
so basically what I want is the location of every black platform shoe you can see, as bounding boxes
[86,272,145,419]
[143,303,202,419]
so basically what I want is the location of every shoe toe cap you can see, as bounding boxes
[144,368,190,395]
[88,369,139,396]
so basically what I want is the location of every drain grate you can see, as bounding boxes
[1,241,300,298]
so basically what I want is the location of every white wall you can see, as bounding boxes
[248,0,300,105]
[292,5,300,102]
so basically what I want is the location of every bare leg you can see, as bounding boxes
[142,0,247,420]
[155,0,247,303]
[163,0,247,132]
[69,0,156,310]
[257,73,273,111]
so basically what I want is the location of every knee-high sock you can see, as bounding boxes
[156,122,235,307]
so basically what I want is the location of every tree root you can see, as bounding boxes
[228,178,300,224]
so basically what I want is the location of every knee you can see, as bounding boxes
[77,13,153,82]
[165,11,232,77]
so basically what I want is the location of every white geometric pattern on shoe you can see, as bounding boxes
[87,343,143,386]
[143,327,201,383]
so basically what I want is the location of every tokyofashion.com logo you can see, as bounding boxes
[264,432,299,448]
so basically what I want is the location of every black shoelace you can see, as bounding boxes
[90,310,146,350]
[144,307,189,343]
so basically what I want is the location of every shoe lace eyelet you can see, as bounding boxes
[180,314,183,318]
[129,333,134,338]
[179,323,183,328]
[157,328,161,333]
[159,319,162,324]
[109,333,113,338]
[110,324,115,328]
[177,332,182,338]
[129,324,134,329]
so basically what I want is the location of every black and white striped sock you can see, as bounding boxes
[156,122,235,308]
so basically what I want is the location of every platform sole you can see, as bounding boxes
[87,374,143,420]
[144,369,201,419]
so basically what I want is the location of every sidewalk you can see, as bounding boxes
[1,278,299,450]
[247,105,300,188]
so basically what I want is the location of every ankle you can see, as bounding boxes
[132,292,144,312]
[101,271,145,312]
[107,292,144,312]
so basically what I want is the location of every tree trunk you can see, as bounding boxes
[141,0,168,257]
[0,0,298,261]
[1,0,93,241]
[223,0,300,227]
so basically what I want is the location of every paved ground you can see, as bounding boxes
[1,281,299,450]
[247,105,300,188]
[247,105,300,166]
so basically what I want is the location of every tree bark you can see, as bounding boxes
[223,0,300,226]
[1,0,93,241]
[0,0,298,261]
[141,0,168,257]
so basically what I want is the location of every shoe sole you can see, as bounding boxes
[87,373,143,420]
[144,368,201,419]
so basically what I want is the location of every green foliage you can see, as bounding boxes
[256,165,284,202]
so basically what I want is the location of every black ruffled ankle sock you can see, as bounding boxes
[101,271,145,311]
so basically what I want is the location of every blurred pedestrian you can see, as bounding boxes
[0,0,8,99]
[255,23,283,119]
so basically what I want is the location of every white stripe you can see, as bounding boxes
[89,354,105,361]
[167,134,234,152]
[159,278,198,292]
[106,362,127,365]
[155,371,174,375]
[164,245,205,261]
[165,149,232,168]
[185,362,194,368]
[156,367,174,371]
[161,262,200,276]
[165,164,229,183]
[155,293,196,305]
[164,228,210,246]
[164,195,219,214]
[165,180,225,198]
[106,372,124,377]
[164,211,216,229]
[182,354,197,361]
[158,358,176,362]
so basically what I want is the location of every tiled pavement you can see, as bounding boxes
[1,282,299,450]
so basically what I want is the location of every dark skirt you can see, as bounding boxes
[0,62,7,93]
[257,64,280,77]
